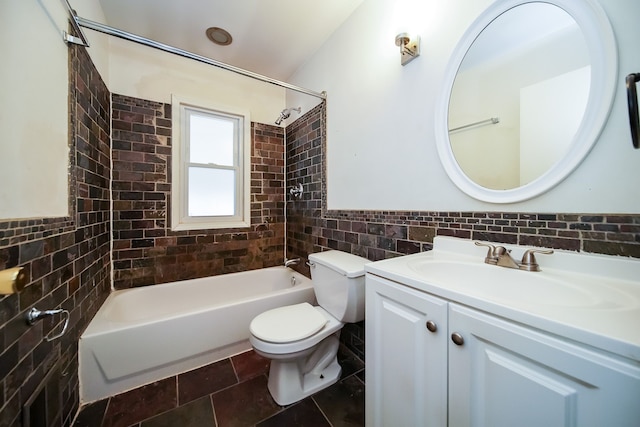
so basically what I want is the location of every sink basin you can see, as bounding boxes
[405,258,637,310]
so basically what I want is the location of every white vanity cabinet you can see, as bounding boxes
[365,273,640,427]
[366,274,448,427]
[448,303,640,427]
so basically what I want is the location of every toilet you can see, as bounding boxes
[249,250,368,405]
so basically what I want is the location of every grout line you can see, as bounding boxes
[229,353,240,383]
[209,394,219,427]
[174,374,180,408]
[311,396,334,427]
[100,397,111,427]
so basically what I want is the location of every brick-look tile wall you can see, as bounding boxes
[286,103,326,268]
[111,95,285,289]
[285,101,640,360]
[0,43,111,426]
[287,103,640,264]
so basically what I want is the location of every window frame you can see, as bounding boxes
[171,95,251,230]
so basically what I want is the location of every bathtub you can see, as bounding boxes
[79,267,315,403]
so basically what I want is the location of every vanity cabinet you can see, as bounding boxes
[366,274,640,427]
[448,303,640,427]
[366,274,448,427]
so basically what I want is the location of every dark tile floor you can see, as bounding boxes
[72,345,365,427]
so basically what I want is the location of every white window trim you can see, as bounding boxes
[171,95,251,230]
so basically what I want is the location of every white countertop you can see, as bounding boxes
[365,236,640,363]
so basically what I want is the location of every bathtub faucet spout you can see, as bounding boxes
[284,258,301,268]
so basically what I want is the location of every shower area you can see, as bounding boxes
[110,96,325,288]
[67,9,329,289]
[2,3,335,423]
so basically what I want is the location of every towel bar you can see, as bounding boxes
[626,72,640,149]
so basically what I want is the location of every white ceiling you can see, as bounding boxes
[92,0,364,81]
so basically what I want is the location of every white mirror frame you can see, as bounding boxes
[435,0,617,203]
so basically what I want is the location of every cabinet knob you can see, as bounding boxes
[451,332,464,346]
[426,320,437,333]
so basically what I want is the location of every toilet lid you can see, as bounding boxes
[250,303,328,343]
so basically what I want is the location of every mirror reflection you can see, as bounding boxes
[448,3,590,190]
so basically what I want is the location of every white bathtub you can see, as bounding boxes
[79,266,315,403]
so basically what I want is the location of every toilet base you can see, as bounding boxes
[266,333,342,406]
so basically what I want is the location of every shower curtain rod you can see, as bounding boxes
[71,16,327,100]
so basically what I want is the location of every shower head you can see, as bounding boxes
[275,107,301,125]
[274,113,287,126]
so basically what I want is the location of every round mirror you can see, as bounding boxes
[435,0,617,203]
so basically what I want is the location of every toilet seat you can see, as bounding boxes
[250,302,328,343]
[250,306,343,356]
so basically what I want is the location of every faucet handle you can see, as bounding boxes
[475,242,501,264]
[519,249,554,272]
[284,258,301,268]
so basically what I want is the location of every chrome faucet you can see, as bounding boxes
[284,258,301,268]
[475,242,553,272]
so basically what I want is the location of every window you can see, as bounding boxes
[171,96,250,230]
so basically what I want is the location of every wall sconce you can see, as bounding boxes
[395,33,420,66]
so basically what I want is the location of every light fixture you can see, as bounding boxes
[206,27,233,46]
[395,33,420,66]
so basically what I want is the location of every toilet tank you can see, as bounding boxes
[307,250,369,323]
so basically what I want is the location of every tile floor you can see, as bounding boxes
[72,345,365,427]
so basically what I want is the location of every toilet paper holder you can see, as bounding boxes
[26,308,70,342]
[0,266,27,295]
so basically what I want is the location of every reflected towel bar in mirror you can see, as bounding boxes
[449,117,500,133]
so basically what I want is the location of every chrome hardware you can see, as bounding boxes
[475,241,554,272]
[494,247,554,271]
[284,258,301,268]
[451,332,464,346]
[63,31,86,46]
[254,219,269,231]
[449,116,500,133]
[519,249,554,272]
[627,72,640,149]
[291,276,297,287]
[306,261,315,269]
[496,248,520,269]
[275,107,301,125]
[394,32,420,66]
[426,320,437,333]
[26,307,70,342]
[75,18,326,100]
[289,183,303,199]
[475,241,501,265]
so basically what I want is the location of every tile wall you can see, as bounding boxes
[111,97,286,289]
[0,42,111,426]
[285,101,640,360]
[286,102,640,264]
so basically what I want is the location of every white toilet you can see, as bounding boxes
[249,250,368,405]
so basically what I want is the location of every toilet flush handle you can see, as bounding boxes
[306,261,315,269]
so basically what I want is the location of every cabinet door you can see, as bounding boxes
[449,303,640,427]
[365,274,448,427]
